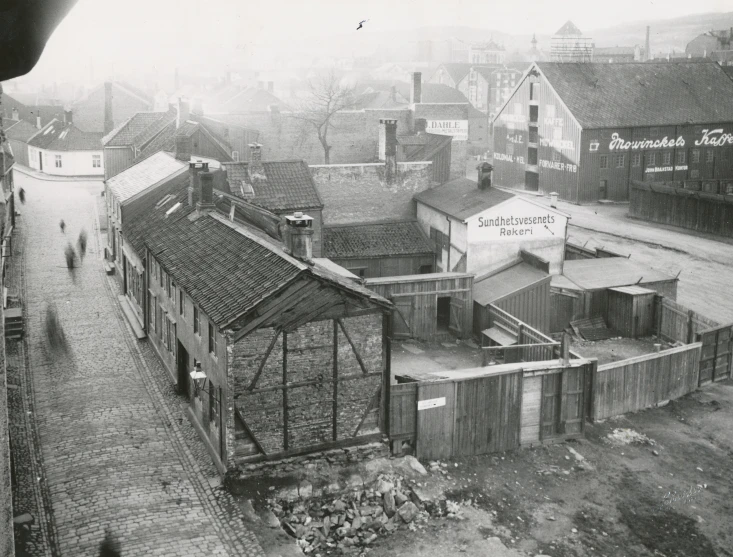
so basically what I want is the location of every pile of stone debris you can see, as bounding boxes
[267,473,457,555]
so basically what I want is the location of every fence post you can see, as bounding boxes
[687,310,695,344]
[586,358,598,422]
[518,324,524,360]
[655,295,664,340]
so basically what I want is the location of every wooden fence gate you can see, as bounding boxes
[416,381,456,461]
[697,323,733,385]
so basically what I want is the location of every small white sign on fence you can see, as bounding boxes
[418,397,446,411]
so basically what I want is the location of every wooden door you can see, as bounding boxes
[177,341,189,398]
[551,291,577,333]
[540,373,562,441]
[448,297,464,336]
[560,368,585,437]
[698,324,733,385]
[416,381,455,460]
[391,297,414,339]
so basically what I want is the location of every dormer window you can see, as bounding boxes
[240,181,255,198]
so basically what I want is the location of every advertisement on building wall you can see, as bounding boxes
[425,120,468,141]
[467,198,566,242]
[594,128,733,152]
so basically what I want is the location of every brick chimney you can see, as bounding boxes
[390,86,397,103]
[477,162,493,190]
[36,116,42,129]
[175,135,193,161]
[176,98,190,129]
[196,171,216,212]
[11,108,19,121]
[410,72,422,104]
[248,143,265,182]
[104,82,114,134]
[188,161,209,207]
[379,119,398,184]
[284,212,314,263]
[415,118,427,134]
[63,109,73,125]
[645,26,651,62]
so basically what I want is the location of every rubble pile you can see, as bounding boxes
[267,473,455,555]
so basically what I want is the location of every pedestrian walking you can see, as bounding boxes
[77,229,88,262]
[18,187,25,204]
[59,219,65,233]
[98,528,121,557]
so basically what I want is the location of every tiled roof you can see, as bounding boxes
[414,178,514,221]
[103,112,169,147]
[3,119,37,142]
[722,65,733,80]
[107,151,187,202]
[222,160,323,212]
[323,220,433,259]
[555,21,583,36]
[1,94,64,128]
[26,120,103,151]
[131,109,177,149]
[537,61,733,128]
[137,119,232,162]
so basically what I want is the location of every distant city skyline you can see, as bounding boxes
[14,0,733,86]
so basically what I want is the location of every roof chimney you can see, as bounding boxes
[63,109,73,125]
[104,81,114,134]
[645,26,651,62]
[410,72,422,104]
[477,162,493,190]
[11,108,19,121]
[379,119,398,185]
[284,212,314,263]
[248,143,265,181]
[414,118,427,134]
[175,135,193,161]
[196,171,216,212]
[36,115,42,129]
[176,98,190,129]
[188,161,209,207]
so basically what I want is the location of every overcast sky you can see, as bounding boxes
[21,0,733,84]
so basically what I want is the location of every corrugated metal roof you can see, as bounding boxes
[538,61,733,129]
[414,178,514,221]
[107,151,187,202]
[562,258,676,291]
[473,262,549,306]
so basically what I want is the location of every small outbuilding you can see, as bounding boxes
[606,286,657,338]
[365,272,474,342]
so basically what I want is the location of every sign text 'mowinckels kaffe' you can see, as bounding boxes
[607,129,733,151]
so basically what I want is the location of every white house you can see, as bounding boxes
[414,170,568,276]
[27,112,104,177]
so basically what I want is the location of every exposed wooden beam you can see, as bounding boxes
[337,318,369,375]
[245,329,281,392]
[332,319,338,442]
[281,292,343,332]
[234,405,267,456]
[352,386,380,437]
[283,331,289,452]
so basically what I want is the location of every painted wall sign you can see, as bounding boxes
[544,117,564,127]
[539,159,578,173]
[609,133,685,151]
[493,152,525,164]
[540,138,574,151]
[469,198,566,242]
[507,134,524,144]
[418,397,446,411]
[426,120,468,141]
[645,165,689,173]
[695,129,733,147]
[501,113,527,124]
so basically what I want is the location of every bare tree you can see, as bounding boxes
[290,69,358,164]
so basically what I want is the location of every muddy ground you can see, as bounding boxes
[571,336,676,366]
[349,381,733,557]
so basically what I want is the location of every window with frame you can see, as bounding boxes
[692,149,700,163]
[662,152,672,166]
[232,151,239,162]
[156,304,162,339]
[160,267,165,288]
[209,384,219,425]
[676,151,686,165]
[149,292,156,331]
[615,154,625,168]
[193,306,200,335]
[552,150,561,162]
[632,153,641,167]
[690,169,700,178]
[706,150,714,163]
[166,274,171,298]
[646,153,656,167]
[208,323,217,356]
[179,290,185,318]
[92,154,101,168]
[165,315,171,350]
[599,155,609,169]
[55,155,62,168]
[529,105,538,123]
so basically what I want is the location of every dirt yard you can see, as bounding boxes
[570,336,676,366]
[391,340,483,382]
[366,381,733,557]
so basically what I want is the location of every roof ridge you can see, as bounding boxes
[324,218,420,229]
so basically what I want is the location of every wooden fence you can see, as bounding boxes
[697,322,733,385]
[590,343,702,420]
[657,297,719,344]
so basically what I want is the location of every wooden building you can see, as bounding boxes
[492,61,733,203]
[550,258,678,332]
[365,273,473,342]
[323,220,434,279]
[606,286,657,338]
[473,259,551,335]
[123,171,393,471]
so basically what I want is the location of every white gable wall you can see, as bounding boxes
[466,197,567,275]
[416,203,469,272]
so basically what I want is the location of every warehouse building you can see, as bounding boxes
[492,61,733,203]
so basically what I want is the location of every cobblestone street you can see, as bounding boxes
[13,171,265,556]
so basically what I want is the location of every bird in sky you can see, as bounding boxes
[357,20,368,30]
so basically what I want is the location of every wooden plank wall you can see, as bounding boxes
[697,324,733,385]
[495,277,552,333]
[630,182,733,238]
[416,381,456,461]
[520,376,542,445]
[488,304,559,362]
[658,297,719,344]
[592,343,702,420]
[607,291,656,338]
[389,382,417,439]
[550,289,584,333]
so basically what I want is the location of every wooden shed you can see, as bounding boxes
[365,272,474,342]
[473,260,551,336]
[606,286,657,338]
